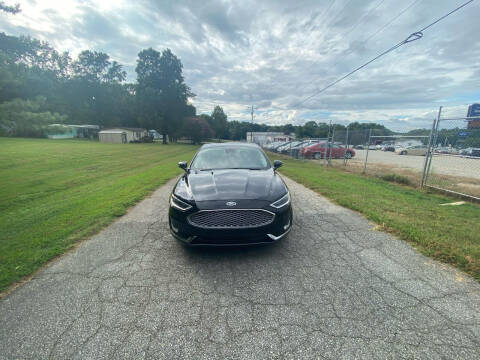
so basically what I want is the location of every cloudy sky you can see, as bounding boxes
[1,0,479,130]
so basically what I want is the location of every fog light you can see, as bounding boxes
[171,222,179,233]
[283,219,291,230]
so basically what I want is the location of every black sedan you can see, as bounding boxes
[169,143,293,246]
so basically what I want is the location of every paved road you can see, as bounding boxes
[1,177,480,359]
[352,150,480,179]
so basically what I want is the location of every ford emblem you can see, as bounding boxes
[226,201,237,207]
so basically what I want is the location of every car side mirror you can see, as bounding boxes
[178,161,188,172]
[273,160,283,170]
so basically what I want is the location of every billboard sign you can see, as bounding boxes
[467,104,480,129]
[467,103,480,118]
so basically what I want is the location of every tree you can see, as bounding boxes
[72,50,125,83]
[0,1,20,14]
[0,96,67,137]
[208,105,229,139]
[302,121,318,138]
[182,117,213,144]
[135,48,194,143]
[283,123,294,135]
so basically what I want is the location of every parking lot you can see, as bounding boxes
[1,177,479,359]
[351,150,480,179]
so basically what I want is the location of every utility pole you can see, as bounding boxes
[251,105,254,122]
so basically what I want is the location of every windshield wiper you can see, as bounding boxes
[198,167,263,171]
[230,167,262,170]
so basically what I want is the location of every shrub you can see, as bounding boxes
[380,173,412,186]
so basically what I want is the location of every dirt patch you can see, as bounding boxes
[325,159,480,197]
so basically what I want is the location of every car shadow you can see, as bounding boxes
[179,238,286,261]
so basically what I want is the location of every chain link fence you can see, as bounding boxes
[264,106,480,200]
[423,106,480,200]
[321,129,430,187]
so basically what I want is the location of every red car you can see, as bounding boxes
[301,142,355,159]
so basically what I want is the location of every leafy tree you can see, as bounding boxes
[135,48,194,143]
[0,96,67,137]
[0,1,20,14]
[208,105,229,139]
[283,123,294,135]
[182,117,213,144]
[0,33,139,131]
[72,50,125,83]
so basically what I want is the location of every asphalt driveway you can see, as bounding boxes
[1,177,479,359]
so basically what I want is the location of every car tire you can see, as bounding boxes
[400,150,407,155]
[313,152,322,160]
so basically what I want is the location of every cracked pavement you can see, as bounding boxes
[1,177,480,359]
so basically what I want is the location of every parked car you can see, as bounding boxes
[280,141,302,154]
[382,144,395,152]
[397,145,428,156]
[301,142,356,159]
[169,143,293,246]
[148,129,162,140]
[460,148,480,157]
[290,140,320,158]
[264,142,282,151]
[434,146,459,155]
[354,145,364,150]
[275,141,295,153]
[271,142,290,152]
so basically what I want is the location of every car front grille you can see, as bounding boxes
[188,209,275,229]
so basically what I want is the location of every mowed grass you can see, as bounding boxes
[0,138,198,292]
[272,154,480,281]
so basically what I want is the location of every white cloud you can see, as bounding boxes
[1,0,480,130]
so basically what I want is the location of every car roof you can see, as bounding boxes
[200,142,261,149]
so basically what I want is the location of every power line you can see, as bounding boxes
[288,0,340,82]
[363,0,422,43]
[323,0,355,31]
[291,0,389,95]
[343,0,387,37]
[292,0,474,108]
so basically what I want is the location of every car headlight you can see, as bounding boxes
[270,192,290,209]
[170,194,193,211]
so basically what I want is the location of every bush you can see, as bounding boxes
[379,173,412,186]
[0,96,68,137]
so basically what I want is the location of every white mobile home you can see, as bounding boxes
[99,128,147,143]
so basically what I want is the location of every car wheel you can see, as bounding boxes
[313,152,322,160]
[344,152,352,159]
[400,150,407,155]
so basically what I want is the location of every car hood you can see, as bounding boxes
[174,168,287,202]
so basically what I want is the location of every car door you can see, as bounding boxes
[333,144,345,158]
[418,147,428,156]
[411,146,426,156]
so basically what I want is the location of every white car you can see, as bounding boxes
[397,145,428,156]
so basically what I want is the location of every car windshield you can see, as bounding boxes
[191,146,270,170]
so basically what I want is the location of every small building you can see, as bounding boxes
[47,124,99,139]
[99,128,147,143]
[98,130,128,144]
[246,132,295,146]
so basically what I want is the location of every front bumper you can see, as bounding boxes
[169,203,293,246]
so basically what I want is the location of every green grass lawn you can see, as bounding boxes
[0,138,198,292]
[273,154,480,281]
